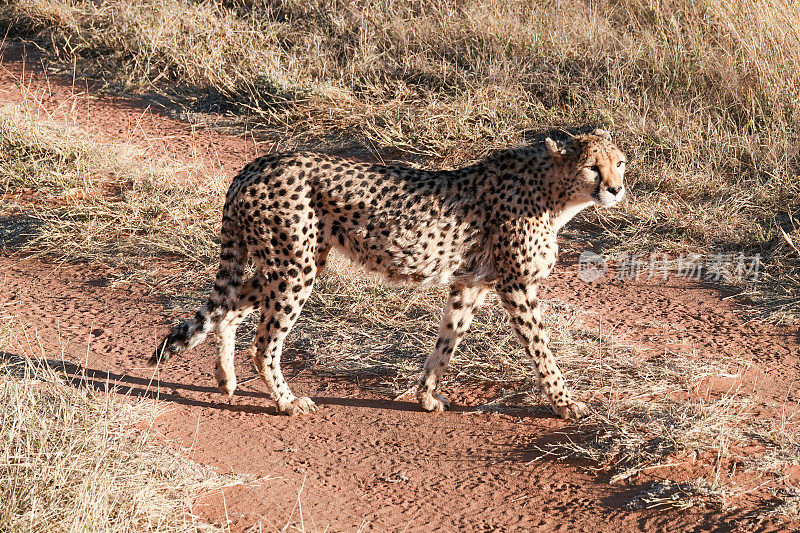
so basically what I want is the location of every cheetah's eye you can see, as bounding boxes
[586,165,601,176]
[617,160,625,168]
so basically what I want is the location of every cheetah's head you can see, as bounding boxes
[546,129,627,208]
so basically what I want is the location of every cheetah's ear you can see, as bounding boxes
[545,137,564,162]
[592,129,612,142]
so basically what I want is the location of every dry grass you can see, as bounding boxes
[0,316,235,531]
[0,104,225,277]
[754,487,800,523]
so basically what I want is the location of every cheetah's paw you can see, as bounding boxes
[216,375,237,398]
[215,367,237,398]
[419,391,450,412]
[279,396,317,416]
[553,400,589,420]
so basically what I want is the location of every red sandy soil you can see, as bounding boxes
[2,43,800,532]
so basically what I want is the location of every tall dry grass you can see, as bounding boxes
[0,104,226,275]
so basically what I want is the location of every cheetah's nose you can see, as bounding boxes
[607,186,622,196]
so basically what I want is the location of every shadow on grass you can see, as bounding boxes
[0,215,42,252]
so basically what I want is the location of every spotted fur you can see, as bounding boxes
[151,129,627,418]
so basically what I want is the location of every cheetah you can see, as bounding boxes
[151,129,626,419]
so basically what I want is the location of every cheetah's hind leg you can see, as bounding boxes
[249,263,320,415]
[213,272,264,398]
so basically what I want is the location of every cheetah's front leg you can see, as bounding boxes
[496,283,588,420]
[417,284,487,411]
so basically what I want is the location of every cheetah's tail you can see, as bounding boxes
[149,212,245,366]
